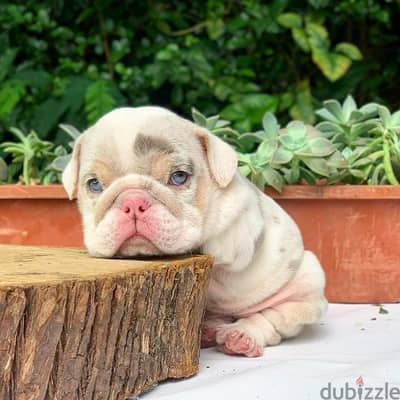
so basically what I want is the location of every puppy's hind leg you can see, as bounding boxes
[215,251,327,357]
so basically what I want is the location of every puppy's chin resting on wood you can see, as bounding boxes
[63,106,328,357]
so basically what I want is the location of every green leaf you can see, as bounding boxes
[85,80,116,124]
[0,80,26,117]
[0,157,8,181]
[59,124,81,141]
[238,165,251,177]
[292,28,310,52]
[350,168,366,178]
[378,105,391,129]
[302,157,330,176]
[323,99,345,122]
[205,115,220,130]
[256,138,278,161]
[308,137,336,156]
[352,157,372,168]
[326,151,348,168]
[286,121,307,141]
[50,154,71,172]
[342,95,357,120]
[312,49,352,82]
[350,121,377,138]
[14,68,51,91]
[0,48,18,82]
[192,108,208,127]
[316,121,345,136]
[221,94,279,130]
[289,80,315,124]
[263,168,284,193]
[272,147,293,164]
[277,13,302,29]
[306,22,329,50]
[335,43,363,61]
[262,112,280,135]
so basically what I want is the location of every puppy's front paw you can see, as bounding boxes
[201,317,233,348]
[216,323,263,358]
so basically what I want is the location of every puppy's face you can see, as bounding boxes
[62,107,237,257]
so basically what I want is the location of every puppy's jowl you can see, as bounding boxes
[63,106,328,357]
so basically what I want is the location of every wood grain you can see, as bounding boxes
[0,245,212,400]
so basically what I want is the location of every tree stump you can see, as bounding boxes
[0,245,212,400]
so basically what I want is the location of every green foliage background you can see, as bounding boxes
[0,0,399,147]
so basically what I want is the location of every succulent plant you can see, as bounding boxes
[0,128,55,184]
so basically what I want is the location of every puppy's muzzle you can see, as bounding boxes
[92,174,182,225]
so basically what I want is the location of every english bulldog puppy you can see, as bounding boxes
[62,106,328,357]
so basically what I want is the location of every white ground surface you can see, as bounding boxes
[139,303,400,400]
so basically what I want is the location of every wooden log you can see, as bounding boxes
[0,245,212,400]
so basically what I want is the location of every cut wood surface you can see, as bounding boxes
[0,245,212,400]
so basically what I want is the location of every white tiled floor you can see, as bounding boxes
[140,304,400,400]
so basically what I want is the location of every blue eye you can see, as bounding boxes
[87,178,103,193]
[168,171,189,186]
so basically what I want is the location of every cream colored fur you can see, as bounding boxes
[63,106,328,357]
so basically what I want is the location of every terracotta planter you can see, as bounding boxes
[266,185,400,304]
[0,185,83,246]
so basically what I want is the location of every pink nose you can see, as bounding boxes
[117,189,153,218]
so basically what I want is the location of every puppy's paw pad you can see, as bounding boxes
[216,327,263,358]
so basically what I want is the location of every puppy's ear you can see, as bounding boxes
[197,128,237,188]
[62,135,84,200]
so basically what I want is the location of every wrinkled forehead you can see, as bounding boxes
[79,108,204,175]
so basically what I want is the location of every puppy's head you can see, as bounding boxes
[63,107,237,257]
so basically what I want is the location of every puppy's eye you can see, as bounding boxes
[87,178,103,193]
[168,171,189,186]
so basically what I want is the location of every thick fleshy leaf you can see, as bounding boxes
[302,157,330,176]
[342,95,357,121]
[390,110,400,128]
[262,112,280,136]
[263,168,284,193]
[326,151,348,169]
[280,134,306,151]
[286,121,307,140]
[50,154,71,172]
[323,100,345,122]
[352,157,372,168]
[205,115,220,130]
[316,121,345,137]
[59,124,81,140]
[378,105,391,129]
[191,108,208,127]
[256,138,278,161]
[359,103,379,119]
[272,147,293,164]
[238,165,251,177]
[350,169,366,178]
[350,121,377,137]
[308,137,336,156]
[315,108,339,123]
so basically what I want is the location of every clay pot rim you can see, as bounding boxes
[266,185,400,199]
[0,183,399,200]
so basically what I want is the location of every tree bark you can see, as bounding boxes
[0,245,212,400]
